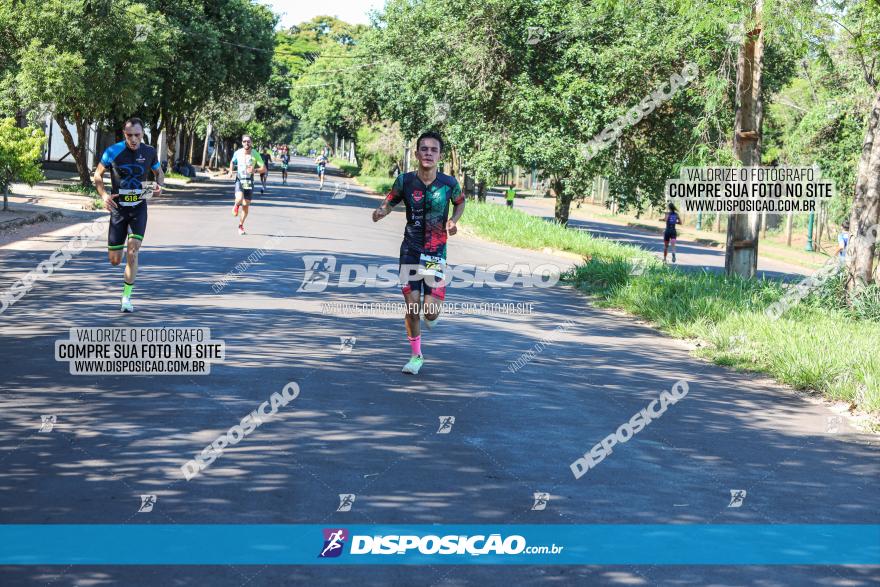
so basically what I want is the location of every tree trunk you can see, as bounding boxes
[785,211,793,245]
[715,213,722,233]
[847,89,880,290]
[54,114,92,187]
[148,115,161,148]
[477,180,486,202]
[164,113,179,168]
[725,0,764,279]
[201,123,212,168]
[2,182,9,211]
[187,129,195,165]
[553,177,572,225]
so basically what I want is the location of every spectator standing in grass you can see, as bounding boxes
[505,184,516,208]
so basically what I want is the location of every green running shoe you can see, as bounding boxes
[401,355,424,375]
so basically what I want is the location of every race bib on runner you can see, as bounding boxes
[237,154,254,189]
[418,253,446,279]
[118,188,148,204]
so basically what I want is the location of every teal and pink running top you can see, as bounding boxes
[384,171,463,257]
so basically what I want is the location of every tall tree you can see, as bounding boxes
[726,0,765,278]
[9,0,161,186]
[144,0,275,165]
[841,0,880,288]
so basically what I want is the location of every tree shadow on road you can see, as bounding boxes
[0,243,877,586]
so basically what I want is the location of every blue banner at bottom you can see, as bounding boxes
[0,525,877,565]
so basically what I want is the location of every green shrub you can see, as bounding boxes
[0,118,44,209]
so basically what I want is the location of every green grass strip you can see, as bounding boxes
[459,201,880,414]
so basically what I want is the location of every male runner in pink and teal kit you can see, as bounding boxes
[372,131,466,374]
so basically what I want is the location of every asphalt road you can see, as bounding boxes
[0,158,876,585]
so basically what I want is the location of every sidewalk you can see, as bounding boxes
[1,169,215,241]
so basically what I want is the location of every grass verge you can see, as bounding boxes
[336,164,395,197]
[460,201,880,414]
[165,171,192,183]
[330,158,360,178]
[357,176,394,196]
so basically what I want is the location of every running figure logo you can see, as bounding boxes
[331,183,347,200]
[337,494,356,512]
[531,492,550,511]
[39,415,57,432]
[339,336,356,354]
[133,24,152,42]
[825,416,843,434]
[319,528,348,558]
[629,258,647,276]
[138,494,157,513]
[437,416,455,434]
[728,489,746,508]
[526,26,546,45]
[298,255,336,292]
[433,101,450,123]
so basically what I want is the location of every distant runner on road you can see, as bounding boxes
[259,148,272,194]
[228,135,266,236]
[93,117,164,313]
[280,147,290,185]
[662,203,681,263]
[371,131,466,375]
[315,152,328,190]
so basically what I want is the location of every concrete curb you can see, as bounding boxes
[0,210,64,232]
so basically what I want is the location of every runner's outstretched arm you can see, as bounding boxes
[372,201,392,222]
[93,162,117,211]
[375,174,403,222]
[152,166,165,197]
[446,200,465,235]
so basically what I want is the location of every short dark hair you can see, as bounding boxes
[124,117,144,130]
[842,220,850,230]
[416,131,444,152]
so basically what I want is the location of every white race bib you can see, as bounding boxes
[418,254,446,279]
